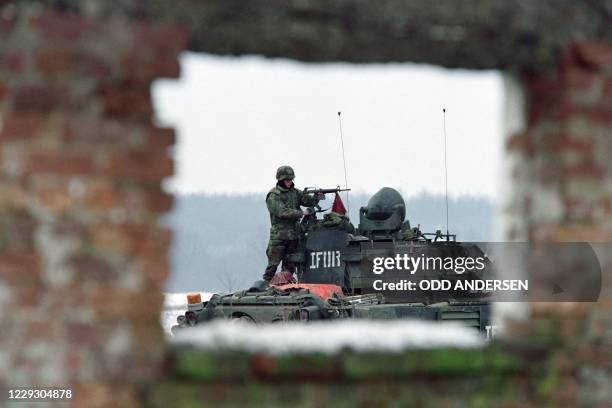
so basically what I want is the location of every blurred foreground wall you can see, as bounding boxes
[0,6,186,404]
[0,1,610,406]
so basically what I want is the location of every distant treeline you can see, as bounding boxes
[163,191,494,292]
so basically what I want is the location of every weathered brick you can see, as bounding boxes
[83,180,120,210]
[53,219,87,239]
[603,198,612,217]
[107,151,173,182]
[0,51,25,72]
[64,349,83,380]
[140,225,172,255]
[97,82,153,120]
[122,51,181,82]
[556,135,594,154]
[593,92,612,112]
[14,85,70,111]
[91,286,163,321]
[558,104,612,125]
[562,197,594,222]
[1,113,46,140]
[527,102,562,123]
[561,162,605,179]
[10,286,45,309]
[131,323,166,355]
[531,225,612,242]
[574,41,612,70]
[67,253,118,282]
[66,322,99,345]
[584,107,612,124]
[21,320,61,343]
[90,188,168,219]
[111,186,173,215]
[586,309,612,341]
[129,23,189,53]
[147,127,176,150]
[63,117,145,151]
[603,78,612,98]
[574,345,612,367]
[43,286,90,315]
[72,383,141,408]
[37,47,75,74]
[76,52,114,78]
[27,152,95,175]
[142,189,173,213]
[38,48,115,79]
[141,256,170,290]
[562,64,599,90]
[529,302,592,319]
[29,12,102,41]
[552,352,577,376]
[90,223,171,257]
[89,224,133,255]
[0,214,37,251]
[524,74,561,96]
[0,14,17,40]
[154,52,182,79]
[0,80,7,102]
[0,253,41,285]
[0,179,28,209]
[506,133,533,153]
[32,185,76,214]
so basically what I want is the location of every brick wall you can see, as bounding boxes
[506,41,612,241]
[0,8,186,405]
[0,3,610,406]
[504,41,612,406]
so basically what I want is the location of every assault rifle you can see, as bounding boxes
[301,186,351,224]
[303,186,351,196]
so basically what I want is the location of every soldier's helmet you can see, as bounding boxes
[276,165,295,181]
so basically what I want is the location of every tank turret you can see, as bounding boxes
[358,187,407,238]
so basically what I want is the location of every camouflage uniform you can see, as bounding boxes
[263,166,319,282]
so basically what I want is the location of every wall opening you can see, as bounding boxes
[152,53,507,333]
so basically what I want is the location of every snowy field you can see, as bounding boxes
[162,293,484,352]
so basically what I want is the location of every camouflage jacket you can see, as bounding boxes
[266,184,318,240]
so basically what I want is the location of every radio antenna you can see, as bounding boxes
[442,108,449,240]
[337,112,350,214]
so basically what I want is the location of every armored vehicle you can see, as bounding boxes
[172,187,494,337]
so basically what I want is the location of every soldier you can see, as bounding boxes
[263,165,322,282]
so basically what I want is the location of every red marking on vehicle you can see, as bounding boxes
[269,271,296,286]
[272,283,344,301]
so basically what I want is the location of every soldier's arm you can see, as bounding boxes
[267,193,303,219]
[297,189,319,207]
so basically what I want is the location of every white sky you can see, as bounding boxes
[153,52,503,198]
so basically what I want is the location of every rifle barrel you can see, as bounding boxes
[304,188,352,194]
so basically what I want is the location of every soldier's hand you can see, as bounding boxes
[303,208,314,216]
